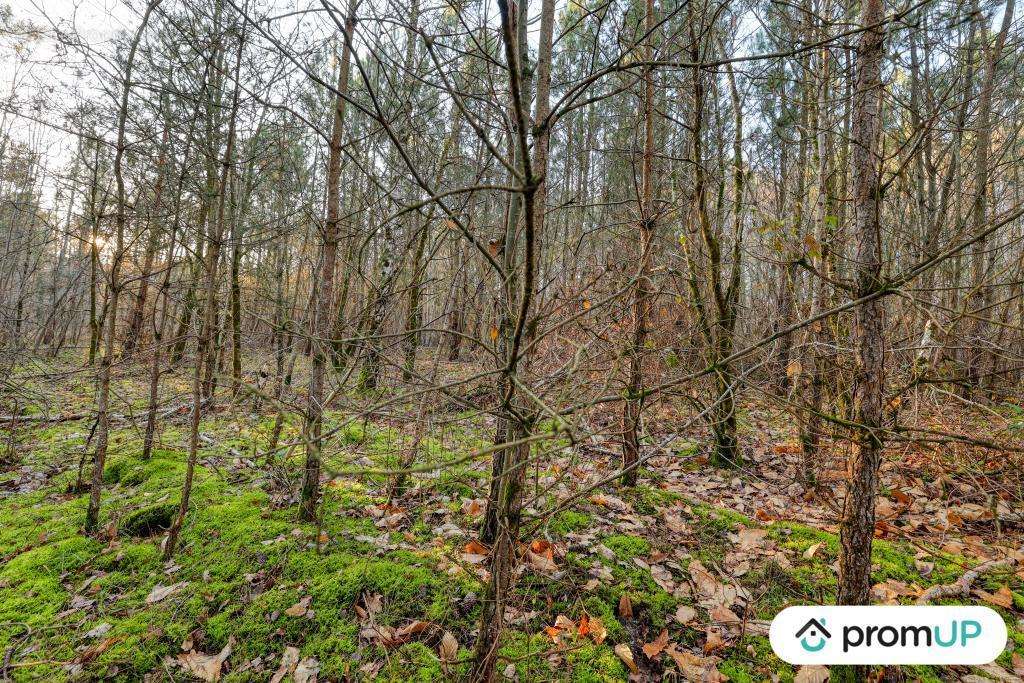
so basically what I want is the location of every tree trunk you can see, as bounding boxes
[620,0,656,487]
[84,0,160,533]
[299,1,355,522]
[837,0,886,632]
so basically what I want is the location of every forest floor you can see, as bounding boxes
[2,357,1024,682]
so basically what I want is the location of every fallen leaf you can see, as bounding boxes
[270,646,300,683]
[461,498,485,516]
[703,628,725,654]
[84,622,112,639]
[78,636,120,664]
[665,646,727,681]
[642,628,669,659]
[176,636,234,682]
[736,528,767,550]
[554,614,577,633]
[1012,652,1024,676]
[803,542,822,560]
[146,581,187,604]
[395,620,430,639]
[980,584,1014,609]
[709,604,741,625]
[529,539,555,559]
[614,643,638,673]
[674,605,697,624]
[794,665,830,683]
[650,564,676,592]
[525,549,557,573]
[618,593,633,620]
[462,540,489,563]
[294,657,319,683]
[285,595,312,617]
[587,616,607,645]
[439,631,459,674]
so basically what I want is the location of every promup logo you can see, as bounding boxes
[795,618,830,652]
[770,606,1006,665]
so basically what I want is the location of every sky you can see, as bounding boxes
[1,0,137,202]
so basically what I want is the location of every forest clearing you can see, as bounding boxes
[1,0,1023,680]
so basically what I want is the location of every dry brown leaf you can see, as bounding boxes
[663,509,688,533]
[665,646,727,682]
[554,614,577,633]
[525,549,558,573]
[285,595,312,617]
[793,665,830,683]
[146,581,187,604]
[78,636,121,664]
[464,539,489,555]
[462,540,489,564]
[803,542,822,560]
[980,584,1014,609]
[270,645,300,683]
[294,657,320,683]
[587,616,607,645]
[1012,652,1024,676]
[674,605,698,624]
[614,643,638,673]
[395,620,430,639]
[703,628,725,654]
[618,593,634,619]
[650,564,676,592]
[176,636,234,683]
[736,528,767,550]
[439,630,459,672]
[529,539,555,560]
[642,628,669,659]
[709,604,741,625]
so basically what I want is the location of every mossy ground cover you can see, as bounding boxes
[1,367,1022,681]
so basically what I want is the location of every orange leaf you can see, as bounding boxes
[464,540,489,556]
[642,628,669,659]
[530,539,554,560]
[577,613,590,637]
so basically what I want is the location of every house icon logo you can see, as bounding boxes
[796,618,831,652]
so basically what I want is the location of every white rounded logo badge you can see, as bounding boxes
[769,606,1007,665]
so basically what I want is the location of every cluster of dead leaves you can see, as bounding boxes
[543,613,607,646]
[172,636,235,682]
[460,537,562,575]
[352,591,460,673]
[615,623,727,681]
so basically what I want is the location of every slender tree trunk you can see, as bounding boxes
[84,0,160,533]
[472,0,543,676]
[620,0,656,487]
[299,1,355,522]
[164,23,243,558]
[124,115,170,356]
[837,0,886,635]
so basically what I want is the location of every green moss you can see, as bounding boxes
[378,641,448,681]
[719,635,793,682]
[601,534,650,560]
[549,510,591,536]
